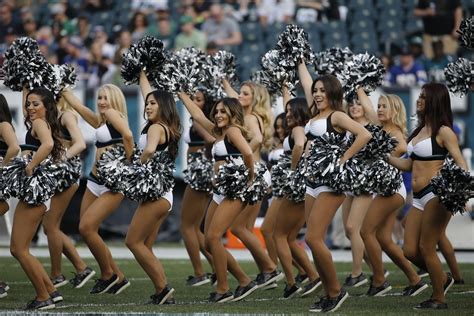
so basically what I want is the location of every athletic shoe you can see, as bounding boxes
[283,283,302,299]
[321,289,349,313]
[384,269,390,278]
[343,272,368,287]
[70,267,96,289]
[417,269,429,278]
[51,274,68,288]
[0,287,7,299]
[232,281,259,302]
[146,286,175,305]
[414,298,447,310]
[90,274,118,294]
[260,281,278,290]
[301,278,322,297]
[24,298,55,310]
[186,274,210,287]
[402,280,428,296]
[208,291,234,303]
[309,296,328,313]
[208,273,217,287]
[0,281,8,291]
[367,281,392,297]
[444,272,454,295]
[49,291,63,303]
[295,273,309,285]
[454,279,465,285]
[107,278,131,295]
[255,270,284,288]
[163,297,176,304]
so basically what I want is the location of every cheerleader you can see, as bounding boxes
[10,87,64,310]
[124,71,181,304]
[42,97,95,289]
[62,85,133,295]
[0,94,20,215]
[178,92,258,303]
[359,90,427,297]
[388,83,467,309]
[223,80,282,289]
[180,88,216,287]
[341,88,379,287]
[298,62,372,313]
[273,94,321,299]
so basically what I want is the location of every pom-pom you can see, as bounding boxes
[365,160,402,196]
[431,158,474,214]
[199,50,238,99]
[243,162,269,205]
[214,157,248,200]
[350,125,399,161]
[444,58,474,96]
[183,149,214,193]
[457,16,474,49]
[285,157,307,203]
[52,64,77,91]
[96,145,129,193]
[251,70,280,97]
[174,47,207,94]
[275,24,314,66]
[344,53,385,102]
[260,49,298,95]
[313,47,353,77]
[0,158,10,201]
[55,155,82,193]
[270,153,291,198]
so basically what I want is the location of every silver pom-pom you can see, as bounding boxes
[344,53,385,102]
[183,149,214,193]
[457,16,474,49]
[365,160,402,196]
[214,157,248,200]
[284,157,307,203]
[0,158,10,201]
[96,145,129,194]
[275,24,314,66]
[243,162,269,205]
[200,50,238,99]
[55,155,82,193]
[444,58,474,96]
[270,153,291,198]
[260,49,298,95]
[350,125,399,161]
[251,70,280,97]
[431,158,474,214]
[313,47,353,77]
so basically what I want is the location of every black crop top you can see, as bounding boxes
[22,128,41,151]
[0,139,7,156]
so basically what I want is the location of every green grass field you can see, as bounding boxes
[0,256,473,315]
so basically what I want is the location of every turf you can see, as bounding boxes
[0,256,473,314]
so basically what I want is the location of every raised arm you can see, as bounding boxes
[62,90,100,128]
[290,126,305,170]
[139,70,153,100]
[356,87,379,124]
[0,122,20,165]
[297,61,314,108]
[223,79,239,98]
[439,126,468,170]
[104,109,134,160]
[26,119,54,175]
[227,126,254,182]
[61,111,86,158]
[178,92,215,133]
[282,84,291,108]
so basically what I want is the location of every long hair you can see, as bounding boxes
[210,97,250,141]
[310,74,344,116]
[273,112,287,140]
[0,94,13,124]
[24,87,64,161]
[241,82,274,152]
[97,84,127,125]
[286,97,311,130]
[195,88,215,119]
[379,94,407,137]
[408,83,453,142]
[143,90,182,159]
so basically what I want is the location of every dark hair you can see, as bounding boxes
[24,87,64,161]
[408,82,453,142]
[285,97,311,129]
[143,90,182,159]
[210,97,249,141]
[273,112,287,140]
[0,94,13,124]
[310,75,343,115]
[195,88,214,119]
[129,12,148,31]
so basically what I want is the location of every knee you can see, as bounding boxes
[205,232,220,252]
[125,237,138,252]
[260,225,273,238]
[418,240,435,258]
[78,220,94,237]
[360,226,372,242]
[10,244,27,260]
[230,225,245,237]
[305,234,323,250]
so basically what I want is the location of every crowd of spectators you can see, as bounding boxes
[0,0,470,89]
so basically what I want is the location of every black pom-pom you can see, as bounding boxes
[350,124,399,161]
[260,49,298,95]
[0,158,10,201]
[313,47,353,77]
[431,158,474,214]
[251,69,280,97]
[344,53,385,102]
[55,155,82,193]
[365,160,402,196]
[457,16,474,49]
[96,145,129,194]
[243,163,269,205]
[183,149,214,193]
[215,157,248,200]
[270,153,291,198]
[199,50,238,99]
[285,157,307,203]
[275,24,314,66]
[444,58,474,96]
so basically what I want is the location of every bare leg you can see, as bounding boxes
[438,229,462,281]
[261,198,282,265]
[0,201,9,216]
[403,208,426,270]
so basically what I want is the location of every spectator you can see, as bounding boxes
[388,47,427,87]
[113,30,132,65]
[129,11,149,44]
[206,41,218,56]
[191,0,212,27]
[408,36,428,65]
[86,41,117,88]
[414,0,462,59]
[257,0,295,26]
[91,25,116,60]
[201,3,242,50]
[82,0,107,13]
[380,53,394,87]
[22,17,37,39]
[147,8,176,49]
[71,15,93,49]
[174,15,207,50]
[0,2,23,44]
[295,0,342,23]
[132,0,168,14]
[424,40,454,83]
[50,3,75,37]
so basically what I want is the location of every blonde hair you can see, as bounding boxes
[97,84,127,124]
[242,82,274,152]
[379,94,407,137]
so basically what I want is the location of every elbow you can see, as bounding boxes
[123,132,134,144]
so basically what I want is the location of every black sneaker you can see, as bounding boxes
[90,274,118,294]
[309,296,328,313]
[417,269,429,278]
[107,278,130,295]
[70,267,96,289]
[208,273,217,287]
[49,291,63,303]
[0,281,8,291]
[260,281,278,290]
[208,291,234,303]
[402,280,428,296]
[444,272,454,295]
[321,289,349,313]
[24,298,56,310]
[255,270,284,288]
[384,269,390,278]
[367,281,392,297]
[414,298,447,310]
[454,278,465,285]
[232,281,259,302]
[295,273,309,285]
[343,272,368,287]
[0,287,7,299]
[146,286,175,305]
[186,274,210,287]
[163,297,176,304]
[301,278,322,297]
[283,283,302,299]
[51,274,68,288]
